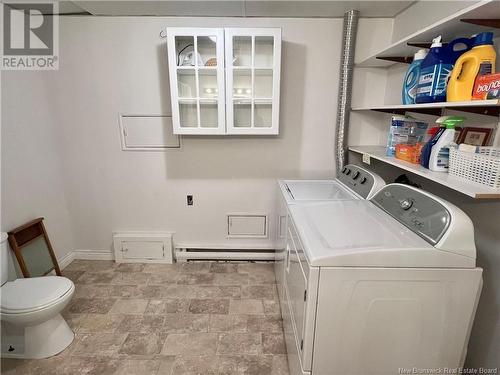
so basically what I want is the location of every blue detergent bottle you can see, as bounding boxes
[416,36,472,103]
[402,49,427,104]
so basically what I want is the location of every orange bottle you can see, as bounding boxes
[447,32,496,102]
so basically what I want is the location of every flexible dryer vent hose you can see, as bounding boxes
[335,9,359,174]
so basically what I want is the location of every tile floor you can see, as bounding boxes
[1,260,289,375]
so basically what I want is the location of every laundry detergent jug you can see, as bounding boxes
[416,36,472,103]
[402,49,427,104]
[447,32,496,102]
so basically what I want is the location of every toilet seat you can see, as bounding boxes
[1,276,74,314]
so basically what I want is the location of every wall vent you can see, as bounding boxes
[227,214,268,238]
[113,232,174,263]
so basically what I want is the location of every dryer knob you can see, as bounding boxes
[400,199,413,210]
[352,171,360,180]
[360,177,367,184]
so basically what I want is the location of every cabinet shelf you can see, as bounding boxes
[233,66,274,70]
[356,0,500,68]
[176,66,217,70]
[351,100,500,117]
[349,146,500,199]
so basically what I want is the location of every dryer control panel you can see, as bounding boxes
[371,184,451,245]
[338,164,384,199]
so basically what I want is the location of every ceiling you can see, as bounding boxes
[8,0,417,18]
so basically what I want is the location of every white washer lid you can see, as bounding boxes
[280,180,357,204]
[289,201,475,268]
[1,276,73,312]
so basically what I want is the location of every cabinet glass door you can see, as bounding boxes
[225,28,281,135]
[167,28,225,134]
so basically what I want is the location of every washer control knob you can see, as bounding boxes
[360,177,367,184]
[342,167,347,174]
[352,171,360,180]
[345,169,351,175]
[400,199,413,210]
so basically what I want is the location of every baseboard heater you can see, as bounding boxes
[175,247,275,261]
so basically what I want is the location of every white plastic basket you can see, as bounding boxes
[449,147,500,188]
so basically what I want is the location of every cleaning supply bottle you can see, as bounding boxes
[420,116,451,168]
[447,32,496,102]
[416,36,472,103]
[402,49,427,104]
[424,126,440,143]
[429,116,465,172]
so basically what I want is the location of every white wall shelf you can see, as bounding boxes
[356,0,500,68]
[352,100,500,117]
[349,145,500,199]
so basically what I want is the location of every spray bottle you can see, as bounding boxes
[429,116,465,172]
[420,116,451,168]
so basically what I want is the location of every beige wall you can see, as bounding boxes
[2,16,342,254]
[1,72,75,275]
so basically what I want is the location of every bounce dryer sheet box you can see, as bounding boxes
[472,73,500,100]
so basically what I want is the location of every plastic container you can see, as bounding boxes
[420,116,451,168]
[449,147,500,188]
[416,36,472,103]
[402,49,427,104]
[447,32,496,102]
[429,117,465,172]
[386,115,428,156]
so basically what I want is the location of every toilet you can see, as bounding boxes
[0,232,75,359]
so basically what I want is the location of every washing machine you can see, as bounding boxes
[282,183,483,375]
[275,165,385,313]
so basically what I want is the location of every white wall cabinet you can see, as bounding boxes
[166,27,281,135]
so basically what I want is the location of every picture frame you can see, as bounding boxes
[458,127,492,146]
[454,127,463,144]
[7,218,62,278]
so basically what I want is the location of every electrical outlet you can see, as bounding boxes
[187,195,193,206]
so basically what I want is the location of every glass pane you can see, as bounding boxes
[175,36,197,67]
[177,69,196,98]
[254,69,273,98]
[255,102,272,128]
[233,36,252,67]
[234,101,251,128]
[198,36,217,67]
[200,101,218,128]
[22,236,54,277]
[179,100,198,128]
[255,36,274,67]
[199,70,218,99]
[233,70,252,99]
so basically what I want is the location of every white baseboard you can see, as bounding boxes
[58,249,114,269]
[73,249,114,261]
[58,251,76,270]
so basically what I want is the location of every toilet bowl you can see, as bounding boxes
[0,232,75,359]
